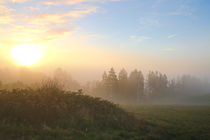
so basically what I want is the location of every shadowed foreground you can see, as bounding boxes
[0,87,150,140]
[0,86,209,139]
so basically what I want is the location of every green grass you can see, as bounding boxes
[0,88,149,140]
[122,105,210,140]
[0,87,210,139]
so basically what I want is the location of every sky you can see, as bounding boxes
[0,0,210,82]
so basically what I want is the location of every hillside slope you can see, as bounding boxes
[0,87,151,140]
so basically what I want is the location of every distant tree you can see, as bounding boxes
[159,73,168,94]
[118,69,128,81]
[102,71,108,81]
[168,79,176,95]
[128,70,144,102]
[102,71,108,86]
[179,75,202,95]
[88,68,210,103]
[146,71,168,98]
[107,68,118,99]
[53,68,80,91]
[118,69,128,100]
[138,71,144,101]
[94,72,109,97]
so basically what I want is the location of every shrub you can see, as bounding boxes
[0,87,144,131]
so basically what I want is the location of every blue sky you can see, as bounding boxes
[0,0,210,81]
[77,0,210,50]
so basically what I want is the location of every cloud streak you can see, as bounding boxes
[0,5,15,24]
[43,0,119,5]
[26,7,97,25]
[130,35,151,43]
[0,0,120,44]
[0,1,98,44]
[169,5,195,16]
[139,17,160,26]
[168,34,177,39]
[0,0,29,3]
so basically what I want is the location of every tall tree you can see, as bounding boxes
[146,71,168,98]
[128,69,144,102]
[102,71,108,86]
[118,69,128,100]
[118,69,128,81]
[101,71,109,97]
[107,68,118,99]
[138,71,144,101]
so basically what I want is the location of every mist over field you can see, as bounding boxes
[1,0,210,139]
[0,66,210,105]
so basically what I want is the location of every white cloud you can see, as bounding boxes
[43,0,120,5]
[0,5,15,24]
[0,0,120,44]
[130,35,151,43]
[0,0,29,3]
[27,7,97,25]
[169,5,194,16]
[0,1,97,43]
[168,34,177,39]
[139,17,160,26]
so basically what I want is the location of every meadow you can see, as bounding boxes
[0,85,209,140]
[123,105,210,140]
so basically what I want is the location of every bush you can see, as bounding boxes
[0,87,144,131]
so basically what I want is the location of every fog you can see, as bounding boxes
[0,66,209,105]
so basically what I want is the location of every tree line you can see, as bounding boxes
[0,68,81,91]
[85,68,210,103]
[0,67,209,103]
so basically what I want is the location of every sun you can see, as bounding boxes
[11,44,43,66]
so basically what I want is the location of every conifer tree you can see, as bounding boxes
[107,68,118,98]
[118,69,128,100]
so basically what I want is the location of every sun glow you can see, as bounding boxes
[11,44,43,66]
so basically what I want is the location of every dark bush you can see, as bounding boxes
[0,87,144,131]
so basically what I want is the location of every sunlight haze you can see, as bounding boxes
[0,0,210,82]
[0,1,210,139]
[11,44,43,66]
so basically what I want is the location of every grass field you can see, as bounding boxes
[122,105,210,140]
[3,105,209,140]
[0,88,210,139]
